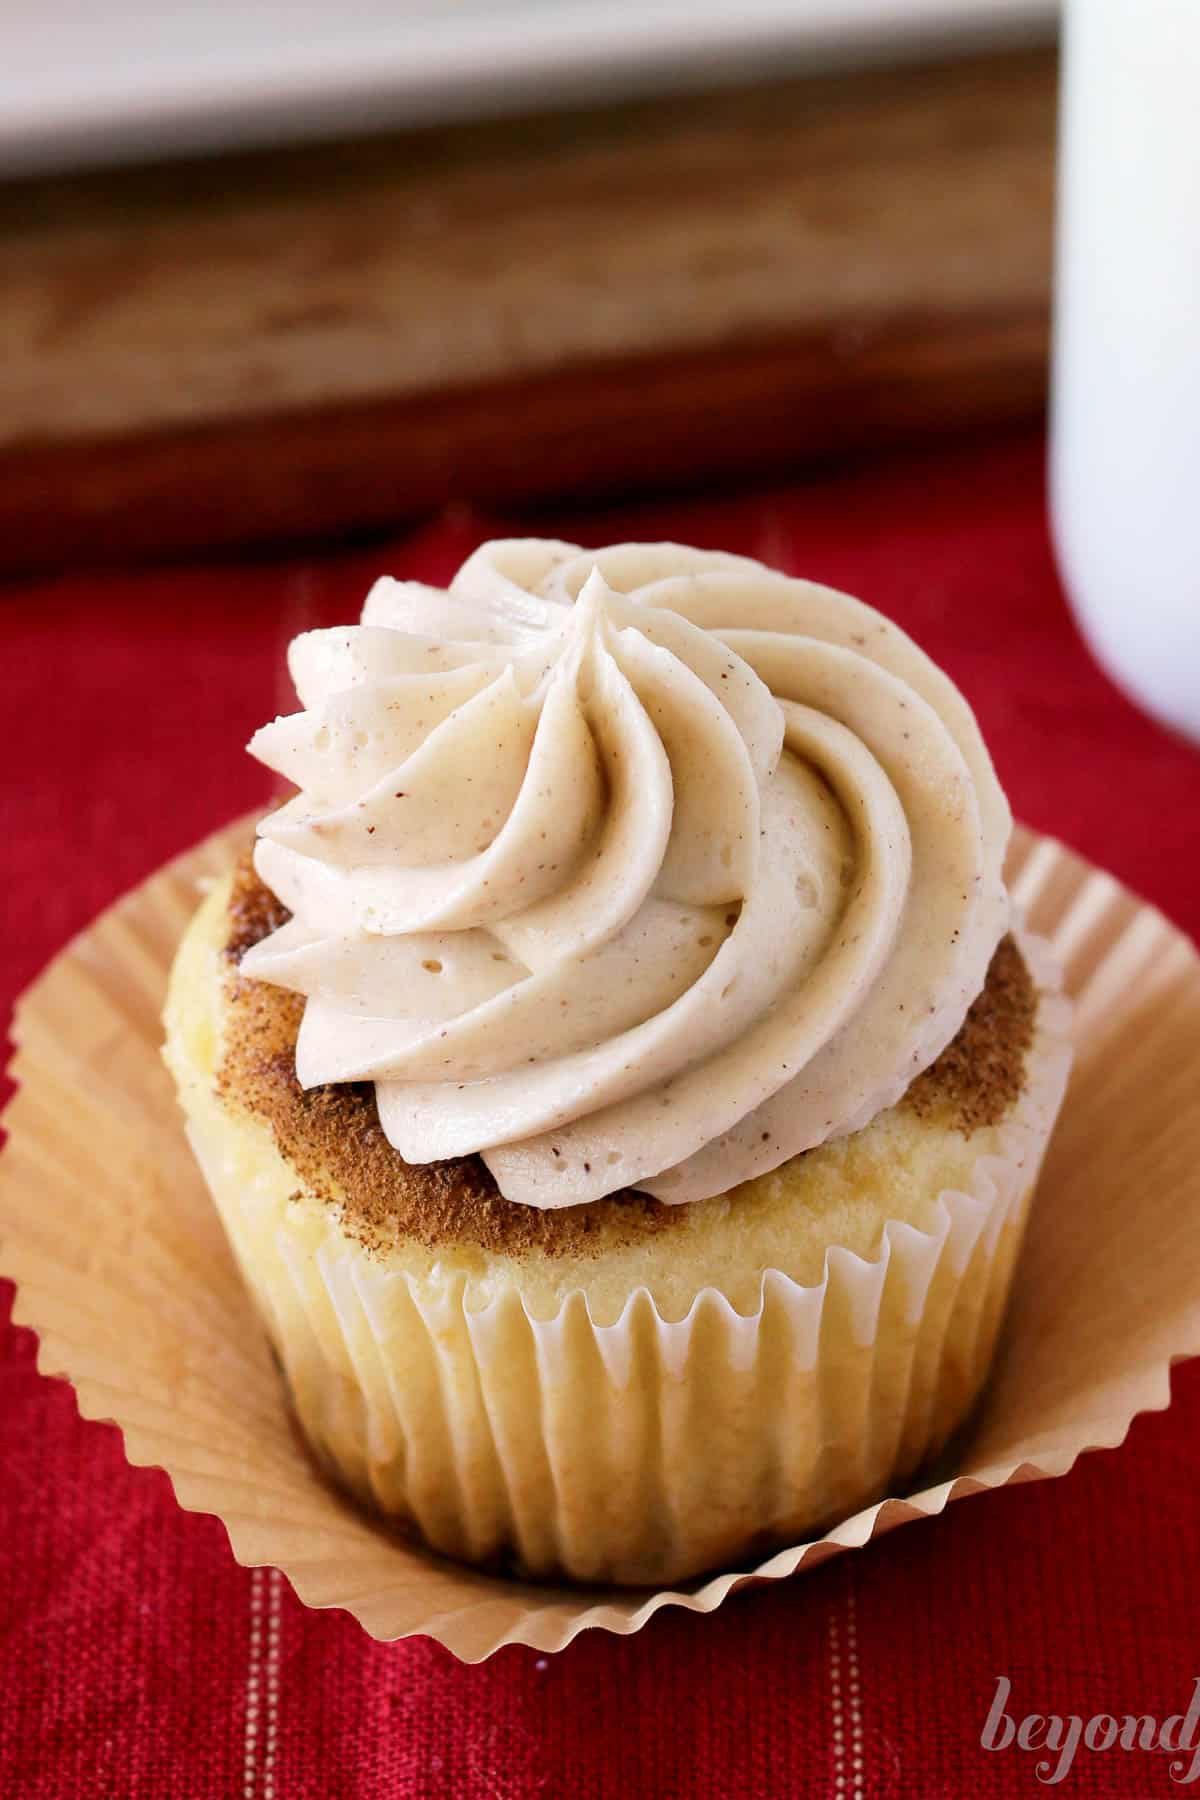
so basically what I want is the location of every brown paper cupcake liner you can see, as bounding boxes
[2,820,1199,1657]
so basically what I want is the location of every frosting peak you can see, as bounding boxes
[243,540,1011,1208]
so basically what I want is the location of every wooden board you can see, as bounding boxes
[1,46,1055,572]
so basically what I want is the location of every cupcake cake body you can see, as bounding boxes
[164,540,1072,1585]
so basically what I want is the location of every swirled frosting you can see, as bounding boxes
[242,540,1011,1209]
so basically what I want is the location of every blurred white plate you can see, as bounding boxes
[2,0,1057,175]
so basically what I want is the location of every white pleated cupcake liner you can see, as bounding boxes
[182,921,1071,1587]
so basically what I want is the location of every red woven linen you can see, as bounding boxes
[3,433,1199,1798]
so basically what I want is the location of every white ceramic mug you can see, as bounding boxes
[1051,0,1200,743]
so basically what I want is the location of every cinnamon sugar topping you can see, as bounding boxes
[905,934,1035,1133]
[217,855,1035,1260]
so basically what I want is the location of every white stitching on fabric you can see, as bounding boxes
[846,1582,866,1799]
[828,1600,846,1793]
[243,1569,265,1800]
[828,1580,866,1799]
[262,1570,283,1800]
[244,1568,284,1800]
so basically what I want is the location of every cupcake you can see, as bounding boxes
[163,539,1072,1586]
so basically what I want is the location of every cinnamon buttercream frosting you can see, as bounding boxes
[242,540,1011,1208]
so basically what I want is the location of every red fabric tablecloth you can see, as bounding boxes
[3,434,1199,1798]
